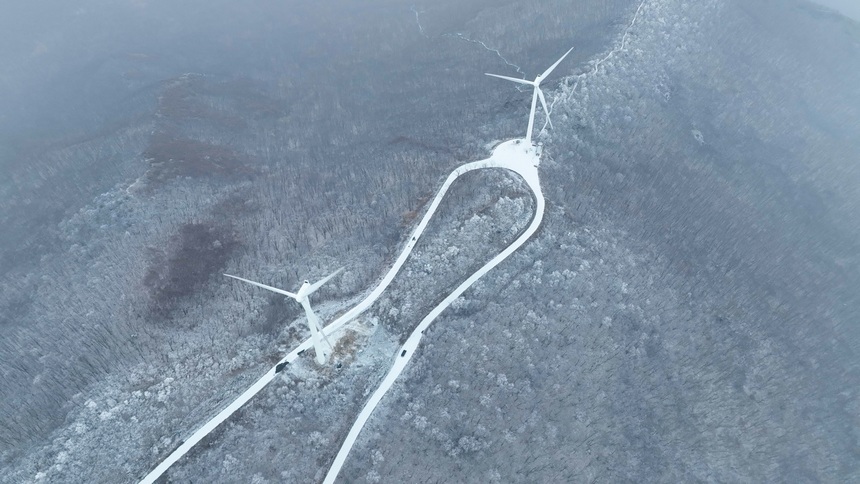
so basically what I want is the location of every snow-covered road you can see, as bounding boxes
[322,139,543,483]
[140,139,543,484]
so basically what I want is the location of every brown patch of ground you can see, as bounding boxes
[143,222,240,320]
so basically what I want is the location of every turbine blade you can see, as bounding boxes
[315,316,334,350]
[306,267,344,295]
[224,274,299,299]
[306,310,328,364]
[539,46,574,81]
[485,73,533,86]
[537,88,553,129]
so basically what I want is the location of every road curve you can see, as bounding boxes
[323,139,543,483]
[140,139,542,484]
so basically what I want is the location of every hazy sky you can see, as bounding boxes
[812,0,860,21]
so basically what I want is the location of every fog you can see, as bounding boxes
[812,0,860,20]
[1,0,858,482]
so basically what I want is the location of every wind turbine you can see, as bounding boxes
[485,47,574,145]
[225,267,344,364]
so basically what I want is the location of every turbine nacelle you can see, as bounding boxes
[297,280,311,299]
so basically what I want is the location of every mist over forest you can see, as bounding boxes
[812,0,860,21]
[1,0,858,482]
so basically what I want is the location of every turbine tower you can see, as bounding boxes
[225,267,344,364]
[486,47,574,145]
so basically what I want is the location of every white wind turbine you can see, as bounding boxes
[485,47,574,145]
[225,267,344,364]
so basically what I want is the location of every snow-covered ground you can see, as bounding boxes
[141,139,544,483]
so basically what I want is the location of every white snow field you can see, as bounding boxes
[140,139,544,484]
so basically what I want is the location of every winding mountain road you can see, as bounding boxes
[323,139,544,483]
[140,139,544,484]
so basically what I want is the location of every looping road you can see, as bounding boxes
[323,139,544,483]
[140,139,544,484]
